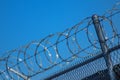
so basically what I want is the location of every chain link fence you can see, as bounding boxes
[0,2,120,80]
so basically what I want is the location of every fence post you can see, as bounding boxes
[92,14,116,80]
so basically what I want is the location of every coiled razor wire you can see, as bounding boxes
[0,2,120,80]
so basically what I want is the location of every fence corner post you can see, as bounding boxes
[92,14,116,80]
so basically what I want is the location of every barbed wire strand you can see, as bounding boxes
[0,2,120,80]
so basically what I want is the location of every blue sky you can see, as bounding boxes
[0,0,120,79]
[0,0,118,52]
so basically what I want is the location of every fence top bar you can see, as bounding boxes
[44,44,120,80]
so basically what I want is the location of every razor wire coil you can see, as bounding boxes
[0,2,120,80]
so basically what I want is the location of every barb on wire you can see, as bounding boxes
[0,2,120,80]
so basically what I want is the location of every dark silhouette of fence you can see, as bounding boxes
[0,2,120,80]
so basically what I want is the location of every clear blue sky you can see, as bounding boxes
[0,0,118,52]
[0,0,120,79]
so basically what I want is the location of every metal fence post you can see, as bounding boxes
[92,14,116,80]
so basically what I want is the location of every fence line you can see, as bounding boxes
[0,2,120,80]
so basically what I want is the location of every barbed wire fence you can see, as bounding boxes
[0,2,120,80]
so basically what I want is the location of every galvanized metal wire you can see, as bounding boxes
[0,2,120,80]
